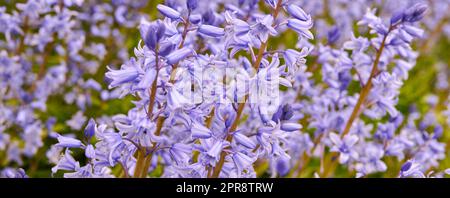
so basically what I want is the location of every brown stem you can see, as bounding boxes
[210,95,248,178]
[421,16,448,54]
[210,0,284,178]
[139,117,165,178]
[205,107,215,128]
[133,148,145,177]
[290,132,325,177]
[119,162,130,178]
[147,47,159,119]
[321,27,392,178]
[29,33,57,92]
[15,16,29,55]
[134,17,192,177]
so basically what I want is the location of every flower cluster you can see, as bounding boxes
[1,0,450,178]
[0,0,151,177]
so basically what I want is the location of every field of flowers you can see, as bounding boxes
[1,0,450,178]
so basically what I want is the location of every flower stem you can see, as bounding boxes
[210,95,248,178]
[321,27,392,177]
[133,16,192,178]
[15,16,28,55]
[210,0,283,178]
[148,47,160,119]
[139,117,164,178]
[340,29,390,138]
[289,132,325,177]
[29,33,57,92]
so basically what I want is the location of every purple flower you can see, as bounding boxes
[232,152,256,176]
[402,3,428,23]
[85,144,95,159]
[55,135,84,148]
[143,21,166,50]
[280,122,302,132]
[233,131,256,149]
[198,24,225,38]
[399,159,425,178]
[329,133,359,164]
[84,118,96,140]
[157,4,181,20]
[105,61,141,89]
[52,150,80,174]
[187,0,198,11]
[166,47,194,65]
[191,121,212,139]
[287,18,314,39]
[1,168,28,178]
[252,15,277,42]
[286,4,310,21]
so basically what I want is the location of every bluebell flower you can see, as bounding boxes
[189,14,202,24]
[198,24,225,37]
[327,26,341,44]
[66,111,87,130]
[105,60,142,89]
[257,124,290,158]
[207,140,225,160]
[52,150,80,174]
[283,48,310,74]
[166,47,194,65]
[142,20,166,50]
[390,11,404,25]
[444,168,450,176]
[169,143,192,165]
[399,159,425,178]
[252,15,277,42]
[191,121,212,139]
[329,133,359,164]
[286,4,310,21]
[374,123,395,141]
[84,118,96,140]
[357,144,387,174]
[136,68,157,90]
[274,154,290,176]
[343,33,370,52]
[0,168,28,178]
[224,12,250,37]
[85,144,95,159]
[280,122,302,132]
[16,0,42,19]
[232,152,256,176]
[264,0,277,8]
[157,4,181,20]
[233,131,256,149]
[402,3,428,23]
[187,0,198,11]
[55,134,84,148]
[287,18,314,39]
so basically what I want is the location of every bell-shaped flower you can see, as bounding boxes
[233,132,256,149]
[85,144,96,159]
[52,150,80,174]
[166,47,194,65]
[191,121,212,139]
[329,133,359,164]
[157,4,181,20]
[55,134,83,148]
[287,18,313,40]
[232,152,256,175]
[198,24,225,38]
[286,4,310,21]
